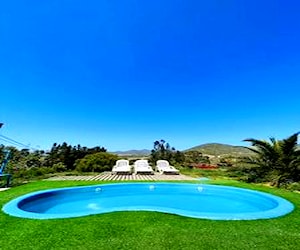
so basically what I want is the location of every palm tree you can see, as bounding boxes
[243,132,300,187]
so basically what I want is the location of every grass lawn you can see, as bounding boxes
[0,180,299,250]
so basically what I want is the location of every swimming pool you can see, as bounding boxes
[2,183,294,220]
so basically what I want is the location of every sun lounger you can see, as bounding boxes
[134,160,154,174]
[156,160,179,175]
[112,159,132,174]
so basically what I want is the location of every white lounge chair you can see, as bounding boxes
[134,160,154,175]
[156,160,179,175]
[112,159,132,174]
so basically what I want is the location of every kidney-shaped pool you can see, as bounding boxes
[2,183,294,220]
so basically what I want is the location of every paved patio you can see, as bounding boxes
[47,172,196,181]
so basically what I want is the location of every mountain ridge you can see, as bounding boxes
[111,149,151,156]
[111,143,256,157]
[185,143,253,156]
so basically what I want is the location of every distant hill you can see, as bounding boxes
[186,143,253,157]
[111,149,151,156]
[111,142,298,158]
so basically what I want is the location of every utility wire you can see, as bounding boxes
[0,137,26,148]
[0,135,29,147]
[0,134,37,150]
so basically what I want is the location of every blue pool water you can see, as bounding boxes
[2,183,294,220]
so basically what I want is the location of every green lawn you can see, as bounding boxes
[0,180,299,250]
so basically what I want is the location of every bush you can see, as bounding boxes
[282,182,300,191]
[75,152,118,172]
[52,162,67,172]
[11,167,55,184]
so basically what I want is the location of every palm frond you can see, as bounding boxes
[243,138,280,161]
[241,146,260,155]
[280,132,299,157]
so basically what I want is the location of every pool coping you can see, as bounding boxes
[2,183,295,220]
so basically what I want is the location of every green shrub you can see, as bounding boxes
[284,182,300,191]
[75,152,118,172]
[15,167,54,178]
[52,162,67,172]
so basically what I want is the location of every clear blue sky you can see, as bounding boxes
[1,0,300,151]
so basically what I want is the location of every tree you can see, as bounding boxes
[75,152,118,172]
[150,140,184,165]
[243,132,300,187]
[44,142,107,170]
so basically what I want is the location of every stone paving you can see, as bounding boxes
[47,172,196,181]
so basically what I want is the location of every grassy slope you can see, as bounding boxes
[0,181,299,250]
[186,143,253,156]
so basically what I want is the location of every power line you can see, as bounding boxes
[0,135,36,150]
[0,123,38,151]
[0,135,29,148]
[0,137,25,148]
